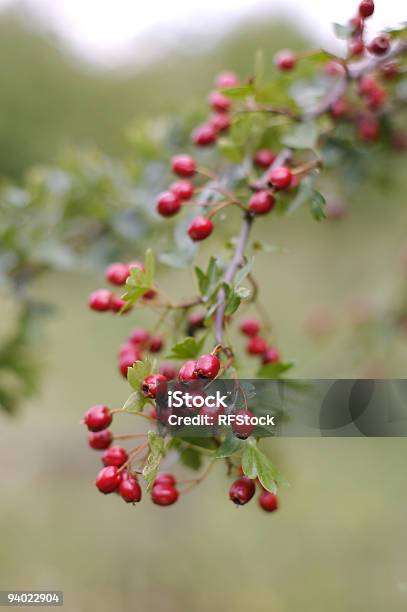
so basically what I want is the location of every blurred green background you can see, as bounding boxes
[1,5,407,612]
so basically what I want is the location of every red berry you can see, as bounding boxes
[187,311,206,334]
[154,472,177,487]
[323,61,346,77]
[240,319,261,337]
[247,336,268,355]
[368,34,390,56]
[367,86,386,110]
[105,262,129,286]
[275,50,297,71]
[129,328,150,346]
[229,476,256,505]
[359,0,374,18]
[170,180,194,201]
[156,191,182,217]
[248,190,275,215]
[208,91,231,113]
[268,166,293,191]
[357,116,379,142]
[350,15,364,33]
[102,446,128,467]
[179,360,198,382]
[262,347,281,365]
[258,490,279,512]
[119,352,140,378]
[210,113,231,132]
[119,476,142,503]
[89,289,112,312]
[96,466,120,494]
[381,62,399,79]
[88,429,113,450]
[142,374,167,398]
[330,98,349,119]
[215,71,239,88]
[188,216,214,241]
[254,149,276,168]
[149,336,164,353]
[142,289,157,300]
[84,404,112,432]
[111,296,131,313]
[192,124,217,146]
[171,155,197,177]
[195,354,221,379]
[151,484,179,506]
[159,362,178,380]
[349,38,364,57]
[232,409,255,439]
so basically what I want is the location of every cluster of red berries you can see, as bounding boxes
[229,476,279,513]
[239,318,281,366]
[88,260,156,314]
[118,327,165,378]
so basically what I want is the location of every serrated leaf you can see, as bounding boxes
[257,361,294,379]
[143,431,165,491]
[283,121,318,149]
[224,292,241,316]
[242,441,287,493]
[166,336,206,360]
[215,433,244,458]
[127,357,155,390]
[179,447,203,470]
[122,390,148,413]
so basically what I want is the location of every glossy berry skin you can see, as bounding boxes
[275,50,297,71]
[84,404,112,432]
[88,429,113,450]
[179,360,198,382]
[105,262,129,286]
[195,354,221,379]
[240,319,261,337]
[154,472,177,487]
[89,289,112,312]
[96,466,120,494]
[215,71,239,88]
[368,34,390,56]
[254,149,276,168]
[119,476,142,503]
[159,362,178,380]
[229,477,256,505]
[142,374,167,398]
[171,155,197,177]
[211,113,231,132]
[232,409,255,439]
[359,0,374,18]
[102,446,128,468]
[129,328,150,347]
[170,180,194,201]
[248,190,275,215]
[149,336,163,353]
[258,490,279,512]
[208,91,231,113]
[268,166,293,191]
[156,191,182,217]
[119,351,141,378]
[192,124,217,146]
[188,216,214,241]
[247,336,268,355]
[151,484,179,506]
[262,347,281,365]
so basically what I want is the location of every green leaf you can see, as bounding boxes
[194,257,222,298]
[241,440,287,493]
[257,361,294,379]
[234,257,253,288]
[287,175,314,215]
[143,431,166,491]
[222,85,255,100]
[283,121,318,149]
[122,390,148,413]
[215,433,245,458]
[166,336,206,360]
[224,292,241,316]
[218,138,244,163]
[179,447,203,470]
[309,190,326,221]
[333,22,353,40]
[122,249,155,306]
[127,357,155,391]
